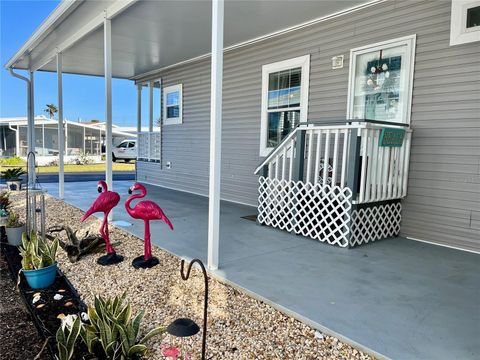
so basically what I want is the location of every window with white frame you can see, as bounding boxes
[347,35,416,125]
[450,0,480,45]
[163,84,183,125]
[260,55,310,156]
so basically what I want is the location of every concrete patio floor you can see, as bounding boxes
[42,180,480,360]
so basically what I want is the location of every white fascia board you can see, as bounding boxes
[32,0,137,72]
[4,0,80,69]
[7,0,138,72]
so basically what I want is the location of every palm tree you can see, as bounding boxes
[44,104,58,119]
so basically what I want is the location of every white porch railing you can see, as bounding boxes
[137,131,161,161]
[255,122,412,204]
[358,126,412,204]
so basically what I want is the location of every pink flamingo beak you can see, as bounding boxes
[97,185,103,193]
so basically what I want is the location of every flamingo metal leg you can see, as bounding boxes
[132,220,159,269]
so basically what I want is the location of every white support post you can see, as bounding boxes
[41,123,45,155]
[137,84,142,133]
[15,127,20,156]
[28,71,35,187]
[104,15,113,198]
[207,0,224,271]
[148,81,153,132]
[65,122,68,154]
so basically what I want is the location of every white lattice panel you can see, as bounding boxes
[149,132,161,160]
[258,177,352,247]
[350,202,402,247]
[137,133,150,159]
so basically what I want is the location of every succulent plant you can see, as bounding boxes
[81,292,165,359]
[6,210,24,228]
[56,315,82,360]
[19,231,58,270]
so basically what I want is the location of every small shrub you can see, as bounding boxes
[46,159,59,167]
[0,156,25,166]
[73,153,94,165]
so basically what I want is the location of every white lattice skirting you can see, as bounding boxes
[258,177,353,247]
[350,202,402,247]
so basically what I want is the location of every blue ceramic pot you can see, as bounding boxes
[23,263,58,289]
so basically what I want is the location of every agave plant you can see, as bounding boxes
[19,231,58,270]
[1,167,26,181]
[81,292,165,359]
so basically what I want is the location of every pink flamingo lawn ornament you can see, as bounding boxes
[80,180,124,265]
[125,182,173,268]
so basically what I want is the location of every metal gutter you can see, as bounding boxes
[4,0,81,69]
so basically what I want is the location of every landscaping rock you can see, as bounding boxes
[10,192,375,360]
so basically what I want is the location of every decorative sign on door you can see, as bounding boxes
[379,128,405,147]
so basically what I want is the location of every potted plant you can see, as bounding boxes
[19,231,59,289]
[1,167,26,191]
[5,210,25,246]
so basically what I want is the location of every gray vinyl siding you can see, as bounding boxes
[137,0,480,251]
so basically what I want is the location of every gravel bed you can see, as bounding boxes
[10,192,374,360]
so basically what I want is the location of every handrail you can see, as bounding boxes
[255,123,357,175]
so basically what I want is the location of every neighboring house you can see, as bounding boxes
[0,116,136,157]
[4,0,479,253]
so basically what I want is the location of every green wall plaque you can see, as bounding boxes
[378,128,405,147]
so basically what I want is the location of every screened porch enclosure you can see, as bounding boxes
[10,121,131,157]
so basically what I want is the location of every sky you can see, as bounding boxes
[0,0,147,127]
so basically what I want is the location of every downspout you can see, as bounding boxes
[9,68,35,186]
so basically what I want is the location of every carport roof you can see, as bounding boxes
[5,0,372,80]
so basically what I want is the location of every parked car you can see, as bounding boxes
[112,140,137,163]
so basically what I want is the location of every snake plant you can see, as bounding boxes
[56,315,82,360]
[19,231,58,270]
[81,292,165,359]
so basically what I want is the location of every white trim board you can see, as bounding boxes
[259,55,310,157]
[163,84,183,126]
[346,34,416,125]
[406,236,480,255]
[450,0,480,46]
[4,0,80,69]
[132,0,387,82]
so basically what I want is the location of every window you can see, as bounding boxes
[347,35,416,125]
[163,84,183,125]
[260,55,310,156]
[450,0,480,45]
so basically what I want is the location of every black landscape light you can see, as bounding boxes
[167,258,209,360]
